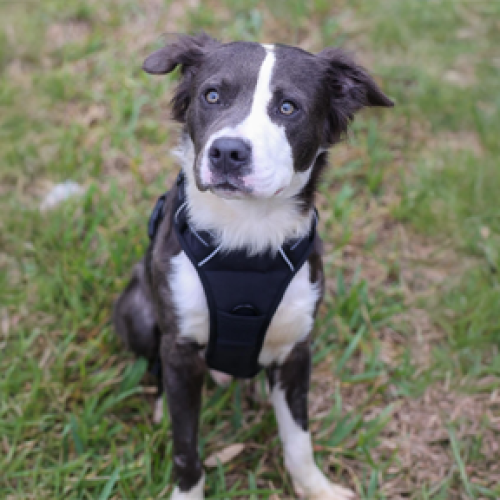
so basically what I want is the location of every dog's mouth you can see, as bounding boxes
[209,177,252,198]
[214,181,239,192]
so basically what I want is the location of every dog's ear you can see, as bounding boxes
[317,47,393,145]
[143,33,220,122]
[143,32,219,75]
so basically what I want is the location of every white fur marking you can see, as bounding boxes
[184,136,315,254]
[186,159,314,253]
[197,46,292,198]
[170,252,209,345]
[271,386,355,500]
[222,45,294,198]
[170,473,205,500]
[259,262,319,366]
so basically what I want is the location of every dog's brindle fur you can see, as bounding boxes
[114,34,392,500]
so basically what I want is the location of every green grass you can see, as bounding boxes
[1,0,499,498]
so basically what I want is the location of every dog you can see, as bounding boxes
[113,33,393,500]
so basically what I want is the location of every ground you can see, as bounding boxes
[1,1,499,499]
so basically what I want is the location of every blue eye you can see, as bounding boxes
[280,101,296,115]
[205,90,220,104]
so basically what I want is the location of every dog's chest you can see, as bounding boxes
[170,251,319,366]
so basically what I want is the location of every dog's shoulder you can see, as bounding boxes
[146,181,182,284]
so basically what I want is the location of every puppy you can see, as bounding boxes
[114,33,393,500]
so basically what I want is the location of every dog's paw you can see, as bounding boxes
[293,477,355,500]
[170,488,204,500]
[170,489,204,500]
[307,482,356,500]
[169,474,205,500]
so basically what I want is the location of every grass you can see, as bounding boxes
[1,0,499,498]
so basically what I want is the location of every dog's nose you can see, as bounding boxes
[208,138,251,172]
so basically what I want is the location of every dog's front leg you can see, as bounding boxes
[268,340,355,500]
[162,338,205,500]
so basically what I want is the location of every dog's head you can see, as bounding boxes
[144,34,393,200]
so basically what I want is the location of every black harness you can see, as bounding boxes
[148,173,317,379]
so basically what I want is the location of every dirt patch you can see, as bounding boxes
[431,130,484,157]
[46,21,91,50]
[381,382,500,497]
[444,54,477,89]
[310,348,500,498]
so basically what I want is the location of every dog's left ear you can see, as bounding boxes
[317,47,394,145]
[143,33,220,122]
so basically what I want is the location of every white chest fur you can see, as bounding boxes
[169,251,320,367]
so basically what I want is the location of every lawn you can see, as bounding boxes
[1,1,499,499]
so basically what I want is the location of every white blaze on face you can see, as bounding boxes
[238,45,294,196]
[199,45,296,198]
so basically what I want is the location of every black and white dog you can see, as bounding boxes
[114,33,393,500]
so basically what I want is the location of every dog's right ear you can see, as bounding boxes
[143,33,220,122]
[142,33,218,75]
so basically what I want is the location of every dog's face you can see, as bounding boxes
[144,34,393,200]
[182,42,329,200]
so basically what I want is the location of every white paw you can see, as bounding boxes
[170,488,204,500]
[292,473,355,500]
[305,482,356,500]
[170,474,205,500]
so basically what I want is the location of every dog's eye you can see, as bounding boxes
[205,90,220,104]
[280,101,296,115]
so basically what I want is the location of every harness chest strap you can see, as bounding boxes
[149,173,317,379]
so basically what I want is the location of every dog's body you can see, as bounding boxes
[114,34,392,500]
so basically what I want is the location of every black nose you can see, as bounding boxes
[208,138,251,173]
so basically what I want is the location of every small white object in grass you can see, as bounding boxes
[153,396,164,424]
[40,181,85,211]
[204,443,245,468]
[209,369,233,387]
